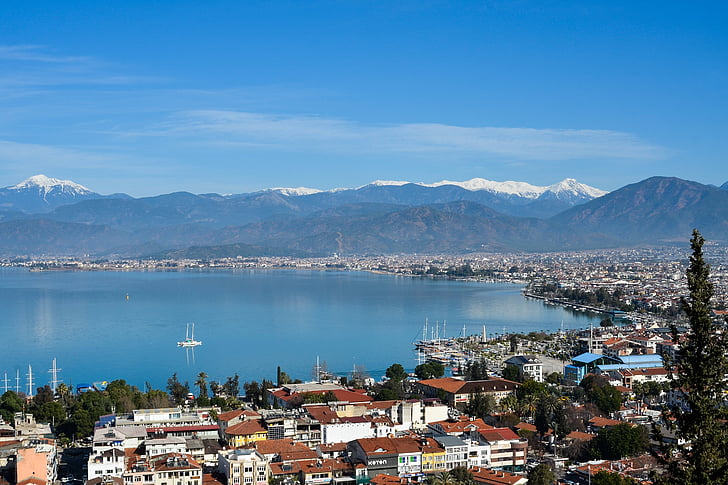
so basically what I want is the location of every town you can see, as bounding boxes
[1,239,726,485]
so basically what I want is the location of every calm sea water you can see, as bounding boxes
[0,268,598,392]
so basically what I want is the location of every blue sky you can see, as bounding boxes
[0,1,726,196]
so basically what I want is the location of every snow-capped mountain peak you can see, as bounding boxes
[544,178,608,198]
[360,180,412,188]
[262,177,606,201]
[268,186,323,196]
[426,178,545,197]
[10,174,93,196]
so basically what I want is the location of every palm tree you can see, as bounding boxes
[499,395,518,413]
[519,393,538,418]
[195,372,208,399]
[428,472,457,485]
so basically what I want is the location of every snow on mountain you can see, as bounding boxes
[425,178,545,197]
[355,177,607,200]
[544,178,607,199]
[360,180,412,188]
[267,177,607,200]
[267,187,323,196]
[9,174,94,196]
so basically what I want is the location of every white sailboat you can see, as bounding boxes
[177,323,202,347]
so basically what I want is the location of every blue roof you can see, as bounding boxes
[572,352,608,364]
[617,355,663,365]
[597,363,663,371]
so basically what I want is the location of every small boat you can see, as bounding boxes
[177,323,202,347]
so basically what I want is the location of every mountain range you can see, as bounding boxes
[1,175,727,258]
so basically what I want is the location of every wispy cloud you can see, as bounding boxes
[0,139,155,175]
[0,45,93,64]
[122,110,668,161]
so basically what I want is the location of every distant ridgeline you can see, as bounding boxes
[1,175,728,257]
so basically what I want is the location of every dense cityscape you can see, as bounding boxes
[2,238,726,485]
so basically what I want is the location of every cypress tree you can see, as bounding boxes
[660,230,728,483]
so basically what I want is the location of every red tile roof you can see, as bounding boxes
[480,427,520,442]
[217,409,244,422]
[416,377,466,393]
[369,474,407,485]
[431,417,494,434]
[470,466,526,485]
[353,437,421,455]
[589,416,632,429]
[224,419,266,436]
[250,439,313,456]
[567,431,596,441]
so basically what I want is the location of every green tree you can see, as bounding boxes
[244,381,263,407]
[593,423,648,460]
[463,392,495,420]
[146,388,171,408]
[0,391,24,424]
[528,463,555,485]
[195,372,209,405]
[166,373,190,404]
[591,470,636,485]
[37,401,66,426]
[464,359,489,381]
[223,374,240,397]
[385,363,407,382]
[659,230,728,484]
[427,471,457,485]
[450,466,474,485]
[546,372,562,385]
[105,380,139,413]
[581,375,621,415]
[502,364,523,382]
[374,387,399,401]
[415,361,445,380]
[32,385,54,407]
[589,383,622,415]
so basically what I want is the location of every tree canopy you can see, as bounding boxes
[660,230,728,484]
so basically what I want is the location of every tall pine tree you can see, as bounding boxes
[660,230,728,484]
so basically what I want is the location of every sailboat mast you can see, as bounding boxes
[27,364,34,397]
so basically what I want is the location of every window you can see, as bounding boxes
[244,467,253,473]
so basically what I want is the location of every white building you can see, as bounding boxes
[218,449,269,485]
[123,453,201,485]
[504,356,544,382]
[320,417,373,445]
[145,437,188,458]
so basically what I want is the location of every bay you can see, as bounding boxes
[0,268,598,392]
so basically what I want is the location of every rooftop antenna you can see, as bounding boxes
[48,358,62,393]
[27,364,34,397]
[2,371,8,393]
